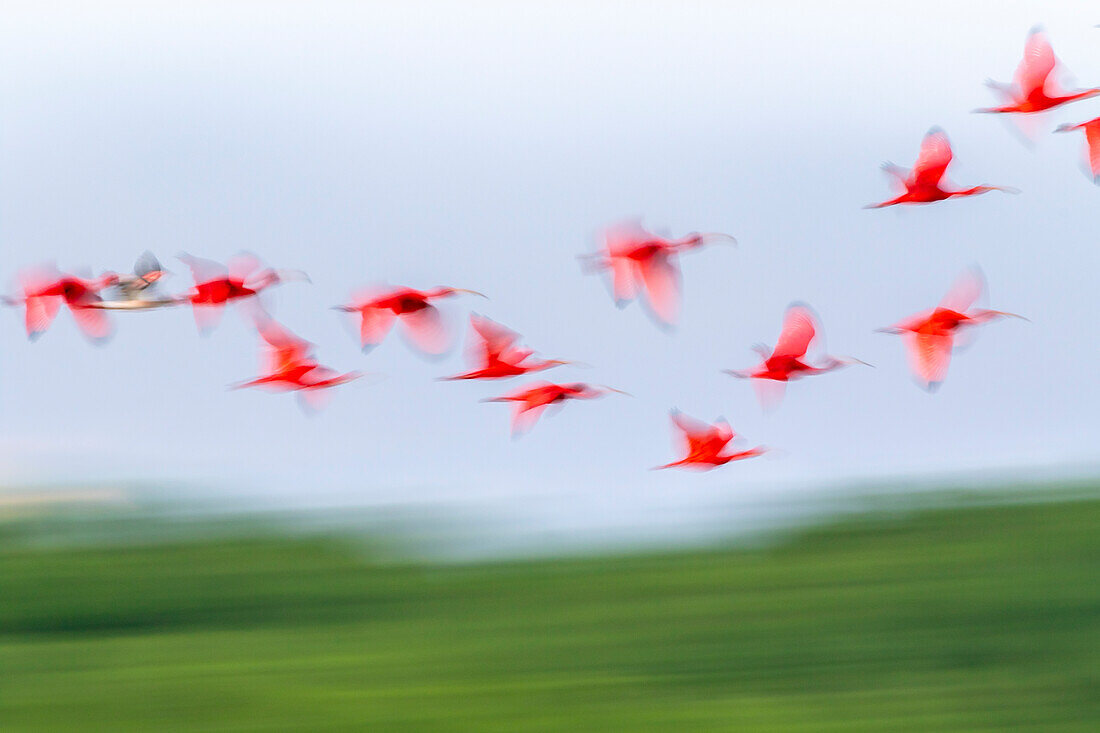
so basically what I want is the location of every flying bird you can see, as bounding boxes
[440,314,574,380]
[4,265,119,342]
[876,268,1025,391]
[333,285,485,356]
[654,410,767,471]
[1055,117,1100,183]
[866,128,1016,208]
[482,381,627,436]
[89,252,177,311]
[725,303,868,408]
[580,219,735,326]
[177,252,309,334]
[232,313,361,411]
[974,28,1100,115]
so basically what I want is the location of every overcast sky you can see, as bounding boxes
[0,2,1097,540]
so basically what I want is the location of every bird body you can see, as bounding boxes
[878,269,1024,390]
[867,128,1014,208]
[581,220,735,325]
[178,253,306,333]
[975,29,1100,115]
[335,285,483,355]
[483,381,623,435]
[442,314,571,381]
[6,266,119,342]
[654,410,766,471]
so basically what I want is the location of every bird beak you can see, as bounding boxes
[331,305,355,312]
[599,385,632,397]
[276,269,312,284]
[993,186,1021,194]
[700,232,738,246]
[843,357,874,368]
[874,327,901,334]
[1054,124,1076,133]
[454,289,488,299]
[990,310,1029,321]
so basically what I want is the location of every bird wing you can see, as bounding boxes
[400,305,450,355]
[469,314,521,363]
[24,296,61,339]
[939,268,985,313]
[670,410,733,456]
[68,301,112,343]
[773,304,819,358]
[256,316,315,373]
[603,219,654,257]
[1084,120,1100,180]
[354,307,396,350]
[178,254,227,285]
[1014,28,1056,97]
[910,128,953,187]
[905,331,953,389]
[609,255,639,305]
[637,250,681,325]
[229,252,263,283]
[133,251,163,280]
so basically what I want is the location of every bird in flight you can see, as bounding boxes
[975,27,1100,115]
[866,128,1016,208]
[88,252,177,311]
[333,285,485,356]
[482,381,627,436]
[232,313,361,411]
[4,265,119,342]
[1055,117,1100,184]
[654,410,766,471]
[725,303,868,408]
[440,314,575,381]
[580,219,735,326]
[876,268,1025,391]
[177,252,309,334]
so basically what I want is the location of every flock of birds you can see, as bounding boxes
[8,26,1096,471]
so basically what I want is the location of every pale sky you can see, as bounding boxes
[0,2,1097,541]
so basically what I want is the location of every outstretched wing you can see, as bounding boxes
[468,314,521,364]
[939,268,985,313]
[1014,28,1056,97]
[637,250,681,325]
[910,128,953,187]
[400,305,451,355]
[905,332,953,390]
[228,252,263,283]
[773,304,819,359]
[24,296,61,340]
[178,254,227,285]
[1083,120,1100,180]
[670,410,733,456]
[255,315,314,373]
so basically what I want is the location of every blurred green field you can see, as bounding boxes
[3,493,1100,731]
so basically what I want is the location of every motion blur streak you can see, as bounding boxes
[2,487,1099,730]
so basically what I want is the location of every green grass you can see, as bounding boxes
[3,494,1100,731]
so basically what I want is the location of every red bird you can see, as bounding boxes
[975,28,1100,115]
[654,410,767,471]
[177,253,309,334]
[580,219,735,326]
[334,285,485,355]
[866,128,1016,209]
[232,314,361,411]
[440,314,574,381]
[877,268,1025,391]
[1055,117,1100,183]
[725,303,868,409]
[4,265,119,342]
[482,381,626,436]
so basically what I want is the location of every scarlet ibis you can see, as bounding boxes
[866,128,1016,208]
[440,314,574,381]
[1055,117,1100,183]
[333,285,485,356]
[580,219,735,326]
[877,268,1025,391]
[974,28,1100,114]
[232,313,361,411]
[654,410,767,471]
[725,303,868,408]
[4,265,119,342]
[177,253,309,334]
[482,381,627,436]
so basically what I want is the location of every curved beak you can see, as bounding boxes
[990,310,1029,321]
[992,186,1021,195]
[842,357,874,368]
[599,385,632,397]
[453,288,488,299]
[276,269,312,284]
[700,232,738,246]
